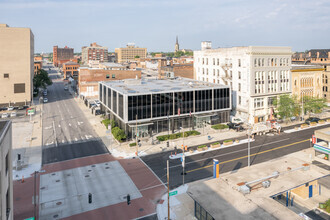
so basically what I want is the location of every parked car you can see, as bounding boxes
[305,117,320,125]
[227,122,245,132]
[0,107,7,111]
[43,92,47,96]
[10,112,17,117]
[7,106,14,111]
[64,86,68,91]
[43,98,48,103]
[1,113,9,118]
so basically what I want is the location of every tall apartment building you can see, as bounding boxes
[0,121,13,220]
[81,42,108,64]
[194,42,292,124]
[115,43,147,63]
[53,45,74,67]
[0,24,34,107]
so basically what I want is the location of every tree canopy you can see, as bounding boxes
[33,69,52,89]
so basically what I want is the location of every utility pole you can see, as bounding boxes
[182,153,185,185]
[34,171,37,219]
[167,111,170,148]
[248,124,251,167]
[167,160,170,220]
[301,92,304,121]
[135,114,138,156]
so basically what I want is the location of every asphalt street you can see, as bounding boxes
[141,123,330,189]
[41,63,108,165]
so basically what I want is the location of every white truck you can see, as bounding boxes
[250,121,281,136]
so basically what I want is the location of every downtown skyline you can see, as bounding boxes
[1,0,330,53]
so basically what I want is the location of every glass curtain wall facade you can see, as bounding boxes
[99,83,231,139]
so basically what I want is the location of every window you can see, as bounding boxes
[238,83,241,92]
[217,58,219,65]
[239,96,241,105]
[238,71,241,79]
[254,98,264,108]
[112,74,115,78]
[213,58,215,65]
[4,73,9,78]
[238,59,241,67]
[14,83,25,93]
[5,153,9,175]
[106,74,110,79]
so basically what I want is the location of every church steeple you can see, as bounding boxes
[175,35,180,52]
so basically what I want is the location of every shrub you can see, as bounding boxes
[211,142,220,145]
[211,124,229,130]
[129,142,136,147]
[156,130,200,141]
[223,139,233,143]
[102,119,110,128]
[198,145,207,148]
[111,127,126,141]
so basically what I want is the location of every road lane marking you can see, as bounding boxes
[45,126,52,130]
[75,138,78,141]
[69,123,71,127]
[46,141,54,146]
[169,138,290,169]
[58,125,61,128]
[185,139,309,174]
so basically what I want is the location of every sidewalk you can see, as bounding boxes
[12,97,43,180]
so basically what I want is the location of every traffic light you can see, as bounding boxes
[88,193,92,204]
[127,194,131,205]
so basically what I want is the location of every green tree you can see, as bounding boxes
[33,69,52,90]
[303,96,327,116]
[273,94,298,120]
[111,127,126,141]
[135,55,140,58]
[174,51,184,57]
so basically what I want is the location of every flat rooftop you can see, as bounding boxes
[315,127,330,142]
[187,149,329,220]
[101,78,229,95]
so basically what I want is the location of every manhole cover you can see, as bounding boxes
[91,165,96,167]
[55,180,60,183]
[85,175,90,177]
[51,173,56,176]
[88,170,92,172]
[139,208,144,212]
[105,167,109,169]
[56,202,62,205]
[53,214,59,218]
[40,186,46,190]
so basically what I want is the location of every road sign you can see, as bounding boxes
[169,191,177,196]
[26,108,35,115]
[181,155,185,167]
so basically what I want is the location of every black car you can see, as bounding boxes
[305,117,320,125]
[227,122,245,132]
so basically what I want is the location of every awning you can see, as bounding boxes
[313,144,330,154]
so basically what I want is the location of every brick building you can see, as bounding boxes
[115,43,147,63]
[34,60,42,75]
[62,61,79,80]
[81,42,108,64]
[53,45,75,67]
[158,59,194,79]
[292,49,330,65]
[78,68,141,98]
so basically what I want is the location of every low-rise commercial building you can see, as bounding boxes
[291,65,324,99]
[313,127,330,161]
[0,121,13,220]
[79,68,141,98]
[34,60,42,75]
[63,61,79,80]
[292,49,330,65]
[99,78,231,139]
[115,43,147,63]
[0,24,34,107]
[81,42,108,64]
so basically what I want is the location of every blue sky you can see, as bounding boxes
[1,0,329,53]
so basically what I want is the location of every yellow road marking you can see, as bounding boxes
[186,139,309,173]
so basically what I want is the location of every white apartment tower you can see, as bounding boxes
[194,43,292,124]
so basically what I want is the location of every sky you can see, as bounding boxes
[0,0,329,53]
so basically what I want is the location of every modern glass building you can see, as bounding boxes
[99,78,231,139]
